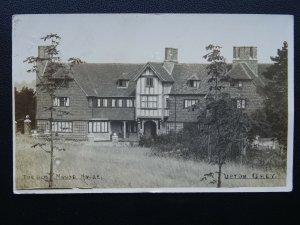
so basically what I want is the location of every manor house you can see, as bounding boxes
[36,46,268,141]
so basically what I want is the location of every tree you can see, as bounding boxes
[24,33,83,188]
[203,44,227,99]
[262,41,288,147]
[200,94,250,187]
[201,45,250,187]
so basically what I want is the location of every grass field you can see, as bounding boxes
[15,134,286,190]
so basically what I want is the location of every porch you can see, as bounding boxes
[88,120,138,142]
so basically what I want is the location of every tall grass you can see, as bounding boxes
[15,135,286,189]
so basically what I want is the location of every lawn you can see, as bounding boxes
[15,134,286,190]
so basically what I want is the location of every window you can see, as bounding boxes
[237,99,246,109]
[184,99,199,108]
[144,68,154,76]
[103,99,108,107]
[230,80,242,88]
[165,97,170,109]
[118,79,128,88]
[146,77,154,87]
[52,121,73,133]
[187,80,200,88]
[53,97,70,107]
[88,98,93,107]
[118,99,123,107]
[112,99,116,107]
[88,121,108,133]
[141,95,157,108]
[127,99,134,107]
[96,98,108,107]
[126,122,137,133]
[166,122,184,133]
[37,120,49,132]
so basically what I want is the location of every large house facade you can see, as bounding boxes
[36,46,268,141]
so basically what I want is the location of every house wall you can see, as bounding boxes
[223,80,265,113]
[36,79,91,139]
[92,107,135,121]
[167,80,264,124]
[36,120,88,140]
[167,95,205,123]
[36,79,92,120]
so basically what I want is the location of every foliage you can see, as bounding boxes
[263,42,288,146]
[148,123,211,161]
[252,41,288,147]
[245,146,287,171]
[15,87,36,132]
[68,57,86,64]
[247,109,272,142]
[201,94,251,184]
[203,44,228,98]
[23,33,83,188]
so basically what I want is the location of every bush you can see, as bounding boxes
[144,124,209,161]
[245,146,287,170]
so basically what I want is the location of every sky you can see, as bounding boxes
[12,14,293,83]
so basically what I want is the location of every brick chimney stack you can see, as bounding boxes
[37,46,50,77]
[163,47,178,74]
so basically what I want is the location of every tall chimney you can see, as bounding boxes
[163,47,178,74]
[37,46,50,77]
[232,46,258,75]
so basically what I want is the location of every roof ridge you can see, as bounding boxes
[240,63,254,79]
[241,63,266,87]
[75,62,144,65]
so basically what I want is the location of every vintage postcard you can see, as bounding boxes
[12,14,294,193]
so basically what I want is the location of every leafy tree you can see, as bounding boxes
[200,94,250,187]
[24,33,83,188]
[201,45,250,187]
[203,44,227,99]
[262,41,288,147]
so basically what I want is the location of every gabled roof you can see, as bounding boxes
[170,64,211,95]
[44,62,74,79]
[187,73,201,80]
[133,62,174,82]
[117,72,131,80]
[225,63,252,80]
[242,63,266,87]
[71,63,143,97]
[43,60,271,97]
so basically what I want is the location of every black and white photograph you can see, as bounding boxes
[12,14,293,193]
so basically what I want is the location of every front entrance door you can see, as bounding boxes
[144,120,157,139]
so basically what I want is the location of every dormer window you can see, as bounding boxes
[187,80,200,88]
[230,80,243,88]
[117,79,129,88]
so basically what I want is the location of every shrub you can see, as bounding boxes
[146,124,209,161]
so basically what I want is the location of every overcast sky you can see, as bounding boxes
[12,14,293,83]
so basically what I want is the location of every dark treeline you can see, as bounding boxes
[15,87,36,132]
